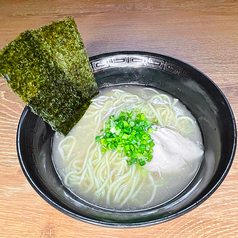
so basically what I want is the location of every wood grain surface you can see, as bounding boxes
[0,0,238,237]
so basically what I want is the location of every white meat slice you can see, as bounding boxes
[145,127,204,174]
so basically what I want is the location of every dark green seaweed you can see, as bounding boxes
[0,17,98,135]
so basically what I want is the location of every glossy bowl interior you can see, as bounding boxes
[17,51,236,227]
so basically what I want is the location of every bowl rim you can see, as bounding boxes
[16,51,237,228]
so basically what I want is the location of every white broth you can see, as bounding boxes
[52,85,204,210]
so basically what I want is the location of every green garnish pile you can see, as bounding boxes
[95,110,156,166]
[0,17,98,135]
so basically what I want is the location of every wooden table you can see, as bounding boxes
[0,0,238,237]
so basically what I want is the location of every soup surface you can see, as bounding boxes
[52,85,204,210]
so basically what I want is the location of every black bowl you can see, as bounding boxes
[17,51,236,227]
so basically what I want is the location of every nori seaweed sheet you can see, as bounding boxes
[0,17,98,135]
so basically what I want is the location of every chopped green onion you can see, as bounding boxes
[95,110,155,167]
[139,159,146,166]
[95,136,101,142]
[148,127,154,134]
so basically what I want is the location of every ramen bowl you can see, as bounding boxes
[17,51,236,227]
